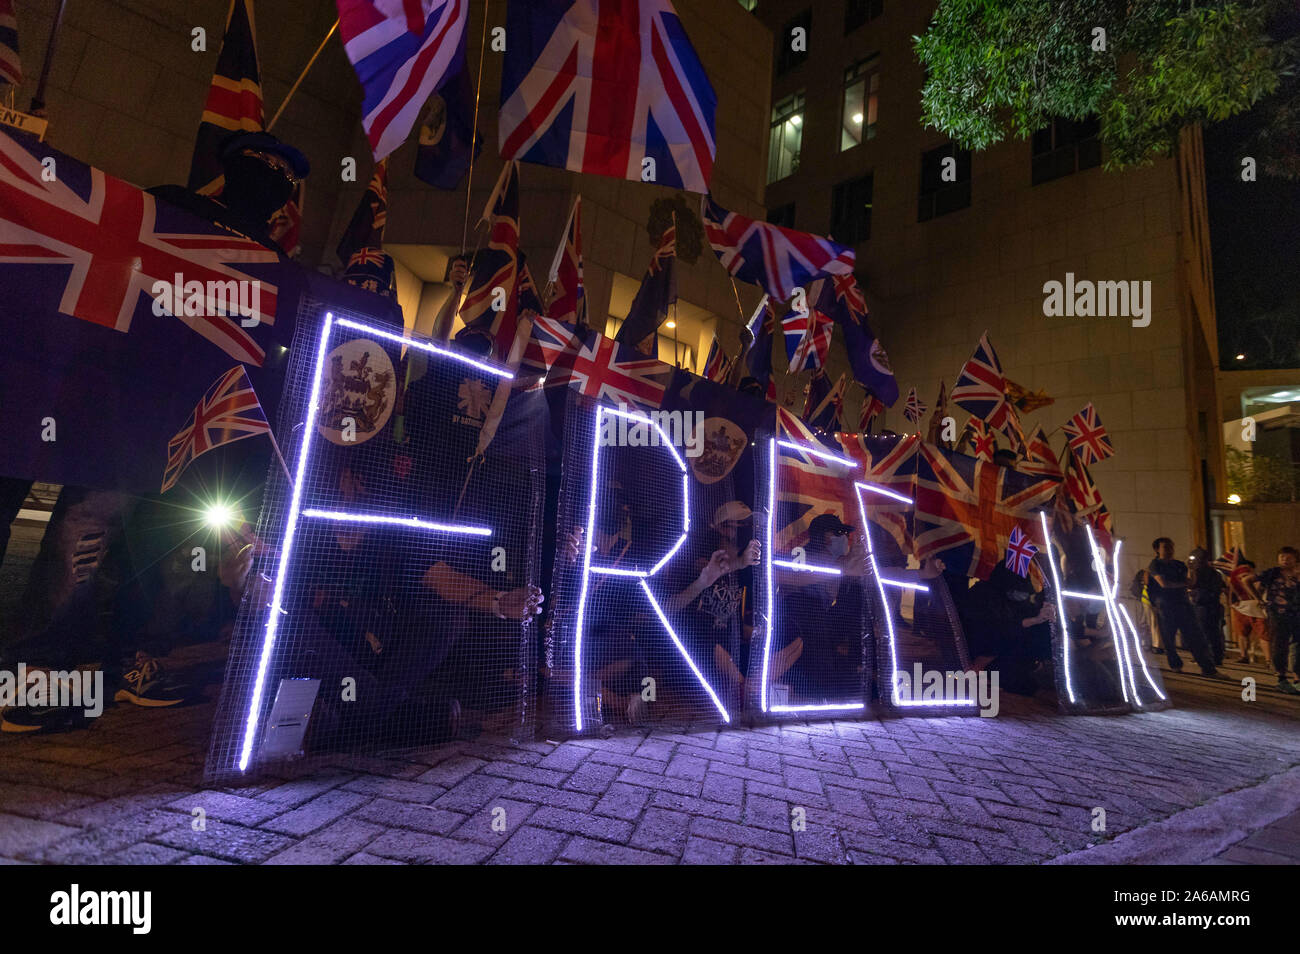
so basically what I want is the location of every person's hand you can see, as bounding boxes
[920,557,945,579]
[218,524,260,602]
[1039,602,1057,624]
[698,549,731,587]
[498,585,544,620]
[740,539,761,568]
[448,257,469,289]
[563,526,585,563]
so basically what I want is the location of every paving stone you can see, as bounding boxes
[261,790,373,837]
[487,825,569,865]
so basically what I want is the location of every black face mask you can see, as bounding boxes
[222,155,295,224]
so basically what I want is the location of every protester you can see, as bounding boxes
[775,513,866,703]
[1224,557,1269,664]
[1146,537,1218,676]
[1188,547,1226,666]
[665,501,760,705]
[1255,545,1300,695]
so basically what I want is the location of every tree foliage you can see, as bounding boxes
[915,0,1300,174]
[1226,446,1298,502]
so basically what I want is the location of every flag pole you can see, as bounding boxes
[266,429,293,485]
[461,0,492,253]
[266,18,339,132]
[28,0,69,115]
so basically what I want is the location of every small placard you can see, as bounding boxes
[0,105,49,140]
[259,678,321,761]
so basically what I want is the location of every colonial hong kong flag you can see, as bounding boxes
[499,0,717,194]
[859,392,884,433]
[162,365,270,492]
[0,128,279,365]
[1,0,22,88]
[702,337,730,382]
[702,194,854,302]
[1063,401,1114,466]
[188,0,263,195]
[338,0,468,161]
[1005,525,1038,577]
[820,274,898,406]
[614,224,676,354]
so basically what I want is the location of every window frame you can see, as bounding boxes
[840,54,880,151]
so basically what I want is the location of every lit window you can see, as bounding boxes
[768,92,805,183]
[841,55,879,150]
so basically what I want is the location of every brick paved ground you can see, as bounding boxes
[0,643,1296,865]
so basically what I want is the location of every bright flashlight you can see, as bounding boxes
[203,503,238,529]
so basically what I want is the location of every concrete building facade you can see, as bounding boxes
[751,0,1228,583]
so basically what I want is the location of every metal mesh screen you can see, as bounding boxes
[206,298,544,783]
[1039,525,1169,714]
[748,434,873,718]
[545,393,750,735]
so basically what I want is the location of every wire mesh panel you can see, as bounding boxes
[1038,515,1169,714]
[750,434,873,719]
[546,392,758,735]
[206,299,545,783]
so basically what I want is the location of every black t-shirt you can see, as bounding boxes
[1258,567,1300,617]
[1147,558,1189,605]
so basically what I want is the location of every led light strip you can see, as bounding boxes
[880,578,930,592]
[572,404,722,731]
[237,313,504,773]
[333,317,513,378]
[1039,510,1076,704]
[760,437,866,715]
[301,509,492,536]
[1084,525,1132,704]
[772,559,841,575]
[859,482,913,505]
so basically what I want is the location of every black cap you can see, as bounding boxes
[220,130,311,178]
[809,513,854,537]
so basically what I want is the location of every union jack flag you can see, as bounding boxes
[459,161,520,360]
[545,325,673,409]
[499,0,716,193]
[1059,445,1113,551]
[912,442,1058,580]
[862,433,921,557]
[773,407,860,553]
[951,332,1014,435]
[702,194,853,302]
[783,298,833,372]
[162,365,270,492]
[0,0,21,87]
[517,253,545,316]
[521,311,581,377]
[859,392,884,433]
[961,416,996,462]
[338,0,468,161]
[903,387,927,425]
[806,372,846,433]
[1021,423,1063,479]
[1213,547,1257,603]
[1005,525,1037,577]
[702,337,730,382]
[0,129,280,366]
[1063,401,1114,466]
[546,195,585,327]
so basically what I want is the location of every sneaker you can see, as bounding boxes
[1277,679,1300,696]
[1,703,92,734]
[113,653,187,707]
